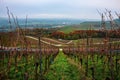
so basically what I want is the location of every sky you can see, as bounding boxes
[0,0,120,20]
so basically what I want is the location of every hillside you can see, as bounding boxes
[59,19,120,33]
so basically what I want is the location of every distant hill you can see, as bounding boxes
[1,17,120,32]
[0,18,84,28]
[59,19,120,33]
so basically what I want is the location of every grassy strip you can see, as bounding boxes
[44,50,81,80]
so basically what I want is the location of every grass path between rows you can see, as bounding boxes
[44,49,82,80]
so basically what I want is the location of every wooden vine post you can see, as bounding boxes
[85,30,89,77]
[38,29,43,79]
[39,36,42,76]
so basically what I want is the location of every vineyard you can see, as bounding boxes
[0,8,120,80]
[0,33,120,80]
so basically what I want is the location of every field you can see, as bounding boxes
[0,15,120,79]
[0,32,120,80]
[58,19,120,33]
[1,1,120,80]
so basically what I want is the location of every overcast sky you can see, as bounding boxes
[0,0,120,19]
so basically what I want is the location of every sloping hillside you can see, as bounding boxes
[59,19,120,33]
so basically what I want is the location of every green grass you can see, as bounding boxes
[59,22,100,33]
[44,50,81,80]
[59,25,77,33]
[1,49,120,80]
